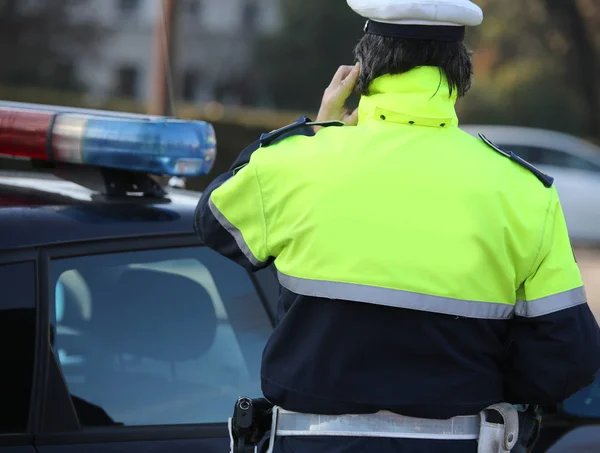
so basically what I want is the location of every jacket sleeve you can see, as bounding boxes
[505,189,600,405]
[193,119,315,271]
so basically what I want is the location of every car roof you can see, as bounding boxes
[460,124,600,162]
[0,170,201,251]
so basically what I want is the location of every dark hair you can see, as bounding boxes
[353,34,474,98]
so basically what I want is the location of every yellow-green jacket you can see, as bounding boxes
[194,67,600,419]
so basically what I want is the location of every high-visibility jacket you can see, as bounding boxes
[194,66,600,419]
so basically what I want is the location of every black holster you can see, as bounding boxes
[231,397,274,453]
[512,407,542,453]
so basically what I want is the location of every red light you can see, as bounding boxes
[0,108,53,160]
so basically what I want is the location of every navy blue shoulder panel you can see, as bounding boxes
[479,134,554,188]
[259,116,344,147]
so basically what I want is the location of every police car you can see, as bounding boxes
[0,101,594,453]
[0,101,280,453]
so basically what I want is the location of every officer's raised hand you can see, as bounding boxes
[314,63,360,132]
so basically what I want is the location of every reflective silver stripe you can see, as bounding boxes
[274,408,480,440]
[277,272,514,320]
[208,197,265,267]
[515,286,587,318]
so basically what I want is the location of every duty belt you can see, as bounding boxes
[274,408,479,440]
[229,398,531,453]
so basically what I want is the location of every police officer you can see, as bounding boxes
[194,0,600,451]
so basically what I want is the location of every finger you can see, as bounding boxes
[339,63,360,96]
[330,65,356,86]
[341,62,360,83]
[339,63,360,89]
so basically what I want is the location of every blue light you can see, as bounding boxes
[55,116,217,177]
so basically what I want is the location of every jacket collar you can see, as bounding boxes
[357,67,459,128]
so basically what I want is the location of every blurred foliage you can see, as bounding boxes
[0,0,104,91]
[257,0,600,140]
[460,0,600,139]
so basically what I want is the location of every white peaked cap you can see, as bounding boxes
[347,0,483,27]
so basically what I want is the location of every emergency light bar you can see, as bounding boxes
[0,103,216,177]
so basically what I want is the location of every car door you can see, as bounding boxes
[0,254,38,453]
[33,235,277,453]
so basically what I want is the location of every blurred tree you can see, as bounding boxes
[0,0,104,91]
[461,0,600,140]
[542,0,600,139]
[254,0,364,111]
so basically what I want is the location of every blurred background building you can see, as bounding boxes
[75,0,281,107]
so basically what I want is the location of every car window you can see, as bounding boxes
[501,144,600,173]
[0,261,36,434]
[537,147,600,171]
[499,144,543,165]
[49,247,273,427]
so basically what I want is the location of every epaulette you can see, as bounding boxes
[479,134,554,188]
[259,116,344,147]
